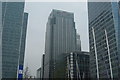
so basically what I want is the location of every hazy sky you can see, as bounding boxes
[24,2,89,76]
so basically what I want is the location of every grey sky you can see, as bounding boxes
[24,2,89,76]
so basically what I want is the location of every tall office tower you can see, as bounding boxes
[1,2,28,78]
[18,12,28,79]
[41,54,45,79]
[76,34,81,51]
[44,9,76,78]
[0,1,2,79]
[88,2,120,79]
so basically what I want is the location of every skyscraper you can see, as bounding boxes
[1,2,28,78]
[44,9,76,78]
[88,2,120,79]
[41,54,45,79]
[18,12,28,79]
[0,1,2,79]
[76,34,81,51]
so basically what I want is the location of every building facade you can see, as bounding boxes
[0,1,2,79]
[55,51,90,79]
[37,68,41,78]
[41,54,45,79]
[88,2,120,79]
[44,9,76,78]
[64,51,90,79]
[76,34,81,51]
[18,12,28,79]
[1,2,28,78]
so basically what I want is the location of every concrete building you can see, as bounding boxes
[88,2,120,79]
[1,2,28,78]
[44,9,76,78]
[37,68,41,78]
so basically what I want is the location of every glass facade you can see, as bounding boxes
[88,2,120,79]
[53,51,90,79]
[1,2,27,78]
[41,54,45,78]
[64,51,90,79]
[76,34,81,51]
[0,1,2,80]
[44,9,76,78]
[19,12,28,67]
[18,12,28,78]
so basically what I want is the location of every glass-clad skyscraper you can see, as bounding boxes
[44,9,76,78]
[0,1,2,79]
[88,1,120,79]
[76,34,81,51]
[1,2,28,78]
[18,12,28,79]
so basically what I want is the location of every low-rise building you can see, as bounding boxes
[54,51,90,79]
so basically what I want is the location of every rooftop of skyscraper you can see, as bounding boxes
[49,9,74,18]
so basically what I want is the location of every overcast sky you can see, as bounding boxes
[24,2,89,76]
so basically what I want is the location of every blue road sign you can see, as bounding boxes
[18,65,23,80]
